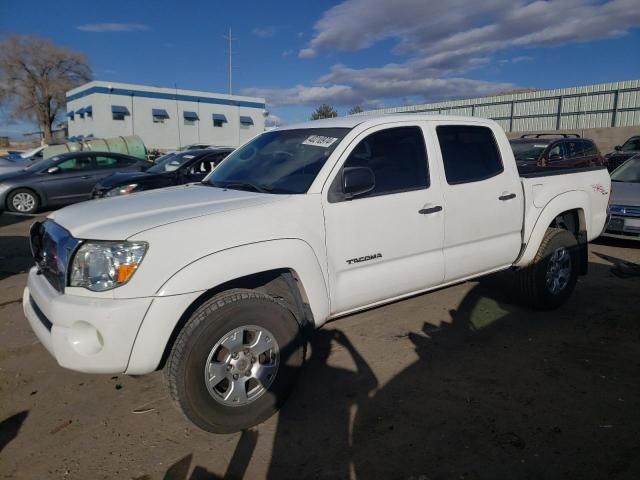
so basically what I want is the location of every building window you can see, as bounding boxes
[66,111,75,121]
[84,106,93,118]
[183,111,199,126]
[152,108,170,123]
[76,107,85,119]
[212,113,227,127]
[111,105,130,121]
[239,116,254,129]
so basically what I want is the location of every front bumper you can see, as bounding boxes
[23,267,153,373]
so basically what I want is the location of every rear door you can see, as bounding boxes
[433,122,523,282]
[322,122,445,314]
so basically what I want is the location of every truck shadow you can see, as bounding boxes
[267,262,639,479]
[0,236,33,281]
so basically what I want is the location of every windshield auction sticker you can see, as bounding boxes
[302,135,339,148]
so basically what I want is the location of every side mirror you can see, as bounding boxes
[343,166,375,199]
[614,145,622,151]
[47,166,60,174]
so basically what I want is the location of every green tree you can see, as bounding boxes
[348,105,364,115]
[0,35,92,143]
[310,104,338,120]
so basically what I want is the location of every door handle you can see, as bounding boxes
[419,205,443,215]
[81,175,92,179]
[499,193,516,201]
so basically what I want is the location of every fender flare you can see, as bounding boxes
[514,190,589,268]
[156,238,330,321]
[126,239,330,374]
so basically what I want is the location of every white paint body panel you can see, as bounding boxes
[24,114,611,374]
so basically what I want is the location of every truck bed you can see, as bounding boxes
[519,166,610,249]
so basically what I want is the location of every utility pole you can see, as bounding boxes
[223,27,236,95]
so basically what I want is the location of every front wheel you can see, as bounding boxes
[517,228,579,310]
[7,188,39,214]
[166,289,304,433]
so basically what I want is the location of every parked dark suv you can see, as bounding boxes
[509,134,604,173]
[91,148,233,198]
[604,135,640,172]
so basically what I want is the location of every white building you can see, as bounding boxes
[65,81,266,150]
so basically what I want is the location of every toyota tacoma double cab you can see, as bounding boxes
[24,115,610,433]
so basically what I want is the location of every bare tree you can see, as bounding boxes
[348,105,364,115]
[0,35,92,143]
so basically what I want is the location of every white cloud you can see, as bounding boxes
[265,113,286,127]
[245,0,640,109]
[243,77,513,108]
[76,23,150,32]
[300,0,640,60]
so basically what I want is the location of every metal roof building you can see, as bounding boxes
[65,81,266,150]
[358,80,640,133]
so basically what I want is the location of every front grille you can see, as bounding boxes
[30,220,80,293]
[608,205,640,218]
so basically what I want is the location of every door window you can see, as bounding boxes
[436,126,503,184]
[564,141,584,159]
[56,156,94,171]
[340,126,429,199]
[547,143,563,161]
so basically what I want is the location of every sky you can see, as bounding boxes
[1,0,640,133]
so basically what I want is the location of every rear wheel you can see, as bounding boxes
[166,289,304,433]
[517,228,579,310]
[7,188,39,214]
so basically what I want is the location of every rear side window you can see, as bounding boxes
[96,155,136,168]
[436,126,503,184]
[582,140,599,156]
[342,126,429,198]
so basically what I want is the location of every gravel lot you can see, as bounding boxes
[1,211,639,479]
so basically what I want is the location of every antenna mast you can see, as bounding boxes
[224,27,236,95]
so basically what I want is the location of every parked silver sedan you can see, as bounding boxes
[607,154,640,236]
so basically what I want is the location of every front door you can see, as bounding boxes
[323,123,445,315]
[433,122,523,282]
[37,154,97,204]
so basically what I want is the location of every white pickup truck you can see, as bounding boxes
[24,115,610,433]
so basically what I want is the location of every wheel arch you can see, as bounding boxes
[515,190,590,268]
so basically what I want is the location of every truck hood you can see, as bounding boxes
[50,183,286,240]
[610,181,640,207]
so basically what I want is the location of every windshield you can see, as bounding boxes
[148,152,196,173]
[207,128,350,194]
[510,141,547,161]
[620,137,640,152]
[611,156,640,183]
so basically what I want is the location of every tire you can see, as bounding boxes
[166,289,304,433]
[7,188,39,214]
[517,228,579,310]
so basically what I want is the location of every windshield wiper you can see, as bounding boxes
[210,181,272,193]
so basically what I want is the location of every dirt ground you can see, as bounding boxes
[0,211,639,480]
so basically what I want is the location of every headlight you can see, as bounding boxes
[69,241,148,291]
[105,184,138,197]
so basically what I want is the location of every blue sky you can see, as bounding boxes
[1,0,640,132]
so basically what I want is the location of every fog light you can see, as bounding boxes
[67,321,103,355]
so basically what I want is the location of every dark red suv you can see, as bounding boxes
[509,133,605,172]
